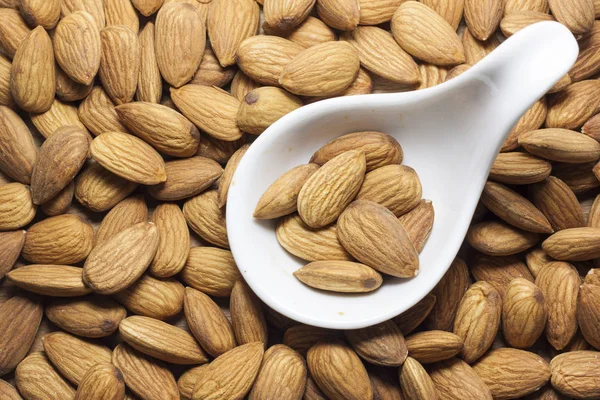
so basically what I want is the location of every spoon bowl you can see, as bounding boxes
[227,22,578,329]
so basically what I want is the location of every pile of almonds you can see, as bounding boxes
[255,132,430,293]
[1,0,600,399]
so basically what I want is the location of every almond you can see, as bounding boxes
[416,63,450,90]
[237,35,303,86]
[30,98,90,139]
[500,11,555,37]
[502,99,547,152]
[113,274,184,320]
[464,0,503,41]
[7,265,91,297]
[192,342,264,400]
[30,126,89,205]
[276,213,353,261]
[0,294,42,375]
[0,380,21,400]
[426,258,469,331]
[338,200,419,277]
[342,26,420,85]
[0,183,36,230]
[394,293,437,335]
[359,0,409,25]
[22,214,93,264]
[10,26,55,113]
[208,0,259,67]
[230,70,261,101]
[548,0,594,35]
[504,0,549,13]
[543,227,600,260]
[254,163,319,219]
[113,343,179,400]
[19,0,60,28]
[0,106,37,184]
[282,325,340,356]
[356,164,422,217]
[466,220,540,256]
[535,261,580,350]
[525,247,553,278]
[368,365,403,400]
[178,365,209,400]
[99,25,140,105]
[405,331,463,364]
[217,144,250,207]
[0,8,31,58]
[75,161,138,212]
[519,128,600,163]
[84,222,159,294]
[345,320,408,366]
[137,22,162,103]
[148,157,222,201]
[453,281,501,363]
[181,246,241,296]
[576,283,600,349]
[546,80,600,130]
[531,176,585,230]
[0,230,25,279]
[61,0,106,29]
[237,86,303,135]
[266,16,336,49]
[294,260,383,293]
[264,306,297,332]
[95,195,147,246]
[115,102,200,157]
[230,279,268,347]
[45,296,126,338]
[249,344,307,400]
[428,358,492,400]
[462,28,500,65]
[91,132,167,185]
[550,351,600,399]
[43,331,112,385]
[39,181,74,216]
[550,161,599,194]
[570,21,600,82]
[304,375,328,400]
[502,278,547,349]
[400,356,439,400]
[54,11,101,85]
[131,0,164,15]
[0,54,14,108]
[315,0,360,31]
[75,363,125,400]
[171,84,243,142]
[15,352,75,399]
[398,199,435,252]
[119,315,209,364]
[548,73,573,94]
[148,203,189,278]
[103,0,139,33]
[184,287,237,357]
[391,2,465,66]
[183,190,229,248]
[481,181,552,233]
[307,340,372,400]
[280,41,360,96]
[490,152,551,184]
[78,86,129,136]
[472,348,551,398]
[155,2,205,87]
[470,254,534,297]
[191,46,236,87]
[586,268,600,285]
[264,0,315,32]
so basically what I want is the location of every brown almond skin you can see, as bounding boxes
[316,0,359,31]
[470,254,534,298]
[42,331,112,385]
[489,152,551,185]
[237,86,303,135]
[95,195,148,246]
[19,0,61,29]
[502,98,547,152]
[293,260,383,293]
[263,0,315,33]
[183,190,229,248]
[178,365,209,400]
[15,352,75,400]
[0,230,25,279]
[0,294,43,376]
[7,265,92,297]
[577,283,600,349]
[307,340,373,400]
[75,363,125,400]
[31,126,89,205]
[137,21,162,103]
[428,358,493,400]
[29,97,91,140]
[0,380,22,400]
[426,258,469,331]
[398,199,435,252]
[542,227,600,261]
[113,343,179,400]
[399,356,439,400]
[45,296,126,338]
[0,183,36,231]
[119,316,209,365]
[41,181,75,216]
[550,351,600,399]
[345,320,408,367]
[249,344,307,400]
[546,80,600,130]
[337,200,419,278]
[217,144,250,208]
[519,128,600,163]
[466,220,540,256]
[394,293,437,335]
[502,278,547,349]
[254,163,319,219]
[405,331,464,364]
[184,287,237,358]
[283,325,341,356]
[22,214,94,264]
[99,25,140,105]
[55,65,94,102]
[149,203,189,278]
[196,130,247,165]
[191,46,237,87]
[104,0,138,32]
[191,342,265,400]
[75,161,138,212]
[230,280,268,348]
[531,176,585,231]
[0,8,31,58]
[180,247,241,297]
[148,157,223,201]
[535,261,580,350]
[472,348,550,399]
[0,106,37,184]
[78,86,129,136]
[83,222,159,295]
[113,274,184,320]
[367,365,403,400]
[10,26,55,113]
[304,375,328,400]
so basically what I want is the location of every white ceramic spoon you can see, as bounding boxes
[226,21,578,329]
